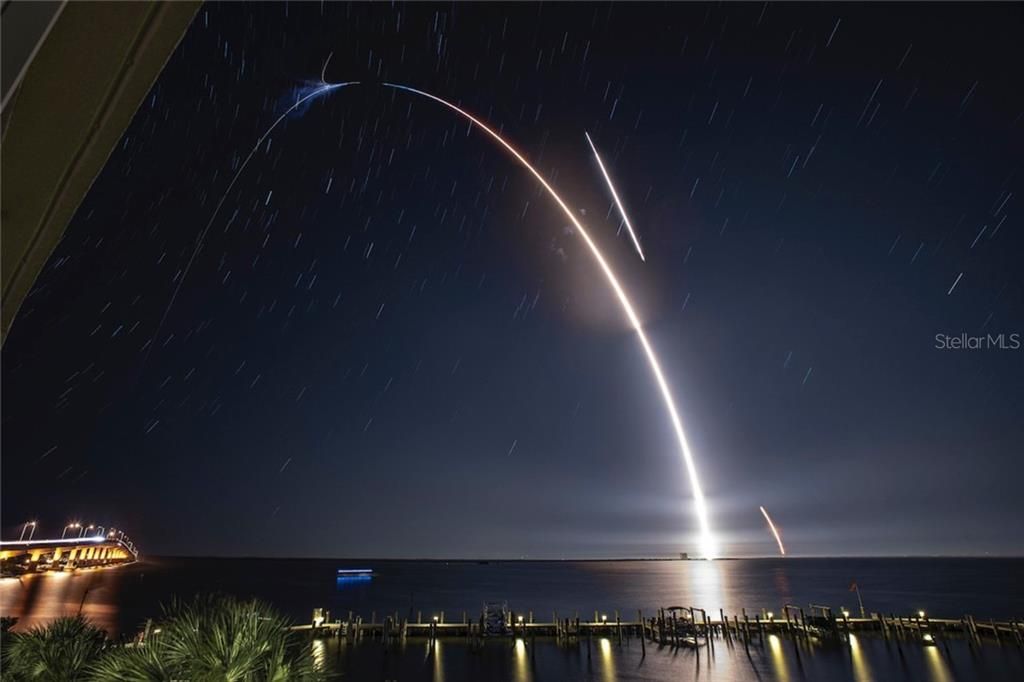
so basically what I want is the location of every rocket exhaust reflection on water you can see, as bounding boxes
[760,506,786,556]
[382,83,716,559]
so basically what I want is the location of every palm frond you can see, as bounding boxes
[2,616,108,681]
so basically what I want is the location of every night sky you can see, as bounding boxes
[3,3,1022,559]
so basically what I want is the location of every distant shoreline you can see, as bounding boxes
[147,555,1023,562]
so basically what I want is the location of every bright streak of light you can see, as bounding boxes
[584,131,645,261]
[384,83,715,558]
[760,505,786,556]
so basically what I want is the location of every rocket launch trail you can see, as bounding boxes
[383,83,716,559]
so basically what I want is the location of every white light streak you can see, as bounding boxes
[584,132,645,261]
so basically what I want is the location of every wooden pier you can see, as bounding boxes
[292,606,1024,650]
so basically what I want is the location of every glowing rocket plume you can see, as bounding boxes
[584,131,645,261]
[384,83,715,559]
[760,505,786,556]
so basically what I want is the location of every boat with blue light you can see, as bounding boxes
[336,568,374,582]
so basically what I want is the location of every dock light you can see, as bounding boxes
[518,616,524,623]
[767,612,774,620]
[918,610,925,619]
[601,614,608,623]
[433,616,439,622]
[842,610,850,619]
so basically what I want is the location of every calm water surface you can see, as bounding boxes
[2,557,1022,680]
[2,557,1021,635]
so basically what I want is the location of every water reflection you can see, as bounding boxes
[924,644,954,682]
[512,638,530,682]
[768,634,792,682]
[849,634,873,682]
[598,637,615,682]
[432,638,445,682]
[772,568,794,607]
[684,559,727,613]
[0,570,122,636]
[310,638,326,672]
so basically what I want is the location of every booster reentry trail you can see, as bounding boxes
[760,506,786,556]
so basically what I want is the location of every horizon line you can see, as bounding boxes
[143,553,1024,562]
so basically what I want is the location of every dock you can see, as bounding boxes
[291,605,1024,651]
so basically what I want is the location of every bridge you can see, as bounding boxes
[0,528,139,575]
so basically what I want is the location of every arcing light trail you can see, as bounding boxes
[141,81,359,370]
[584,131,645,261]
[150,78,716,558]
[760,505,786,556]
[382,83,715,559]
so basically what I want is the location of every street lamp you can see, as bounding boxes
[19,521,37,541]
[80,524,95,538]
[62,523,80,539]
